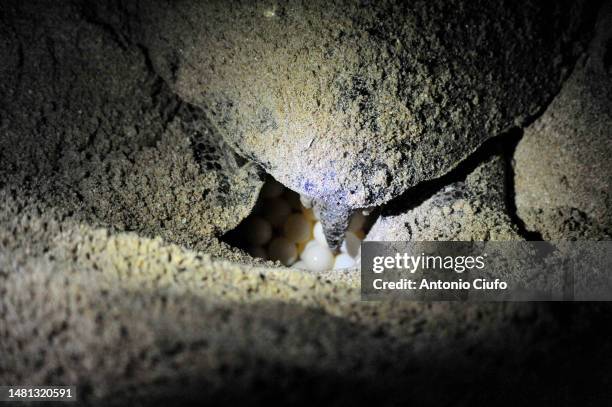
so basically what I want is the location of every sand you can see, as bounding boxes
[1,1,611,405]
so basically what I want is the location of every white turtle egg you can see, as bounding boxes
[341,231,361,258]
[283,213,311,243]
[313,221,328,247]
[301,242,334,272]
[348,212,366,232]
[334,253,356,269]
[292,260,307,270]
[267,237,298,266]
[299,240,317,259]
[244,216,272,246]
[263,198,291,227]
[260,179,285,198]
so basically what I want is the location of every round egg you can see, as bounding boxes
[313,221,328,247]
[284,190,303,211]
[292,260,307,270]
[334,253,356,269]
[283,213,311,243]
[341,231,361,258]
[348,211,366,232]
[267,237,298,266]
[299,240,317,259]
[301,242,334,272]
[263,198,291,227]
[248,246,267,259]
[260,179,284,198]
[244,216,272,246]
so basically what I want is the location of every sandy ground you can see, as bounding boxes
[1,1,611,405]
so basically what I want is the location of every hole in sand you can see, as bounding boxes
[223,176,376,271]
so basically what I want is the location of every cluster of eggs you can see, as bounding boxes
[233,179,369,271]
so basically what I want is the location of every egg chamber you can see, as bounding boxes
[223,177,376,271]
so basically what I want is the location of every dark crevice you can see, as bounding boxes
[604,38,612,72]
[376,13,598,241]
[514,1,601,133]
[491,2,605,241]
[502,130,544,241]
[136,43,156,78]
[135,43,184,144]
[383,128,522,218]
[379,127,544,241]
